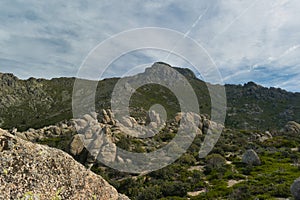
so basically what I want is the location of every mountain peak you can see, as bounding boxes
[243,81,263,89]
[0,72,18,87]
[153,61,172,68]
[0,72,18,80]
[145,62,196,79]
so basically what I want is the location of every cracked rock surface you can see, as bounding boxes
[0,128,129,200]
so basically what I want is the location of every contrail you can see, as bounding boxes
[212,0,259,41]
[165,6,209,61]
[184,7,209,38]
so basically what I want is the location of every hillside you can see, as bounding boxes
[5,108,300,199]
[0,62,299,131]
[1,62,300,199]
[225,81,300,130]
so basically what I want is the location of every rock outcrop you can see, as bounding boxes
[285,121,300,134]
[291,177,300,200]
[10,120,76,142]
[0,129,129,200]
[6,107,224,173]
[242,149,261,166]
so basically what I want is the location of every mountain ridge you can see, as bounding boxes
[0,62,299,131]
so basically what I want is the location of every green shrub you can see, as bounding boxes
[161,182,188,197]
[178,154,196,166]
[205,154,226,171]
[136,185,162,200]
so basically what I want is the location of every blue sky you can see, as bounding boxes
[0,0,300,92]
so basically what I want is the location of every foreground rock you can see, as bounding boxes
[291,177,300,200]
[0,129,129,200]
[242,149,261,166]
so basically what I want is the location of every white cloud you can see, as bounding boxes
[0,0,299,91]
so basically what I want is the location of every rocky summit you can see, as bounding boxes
[0,128,129,200]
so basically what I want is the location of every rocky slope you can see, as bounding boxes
[0,72,74,131]
[0,62,299,131]
[9,109,221,170]
[225,81,300,130]
[0,128,129,200]
[6,108,300,199]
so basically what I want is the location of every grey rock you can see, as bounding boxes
[291,177,300,200]
[98,142,117,163]
[121,117,133,128]
[90,111,98,120]
[83,114,96,123]
[50,126,61,135]
[89,133,104,149]
[75,119,87,129]
[285,121,300,134]
[25,131,36,141]
[175,112,183,123]
[242,149,261,166]
[84,129,93,139]
[149,110,161,125]
[149,122,158,129]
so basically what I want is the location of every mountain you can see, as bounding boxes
[225,81,300,130]
[0,62,299,131]
[0,72,74,130]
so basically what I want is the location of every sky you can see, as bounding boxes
[0,0,299,92]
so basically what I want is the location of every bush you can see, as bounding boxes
[137,185,162,200]
[206,154,226,169]
[271,183,290,198]
[161,182,188,197]
[229,184,252,200]
[178,154,196,165]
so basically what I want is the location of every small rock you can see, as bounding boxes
[121,117,133,128]
[75,119,87,129]
[149,122,158,129]
[83,114,95,123]
[107,109,114,119]
[69,134,85,156]
[90,112,98,120]
[84,130,93,139]
[89,134,104,149]
[175,112,183,123]
[98,143,117,163]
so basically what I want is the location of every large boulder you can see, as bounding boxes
[0,129,129,200]
[291,177,300,200]
[242,149,261,166]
